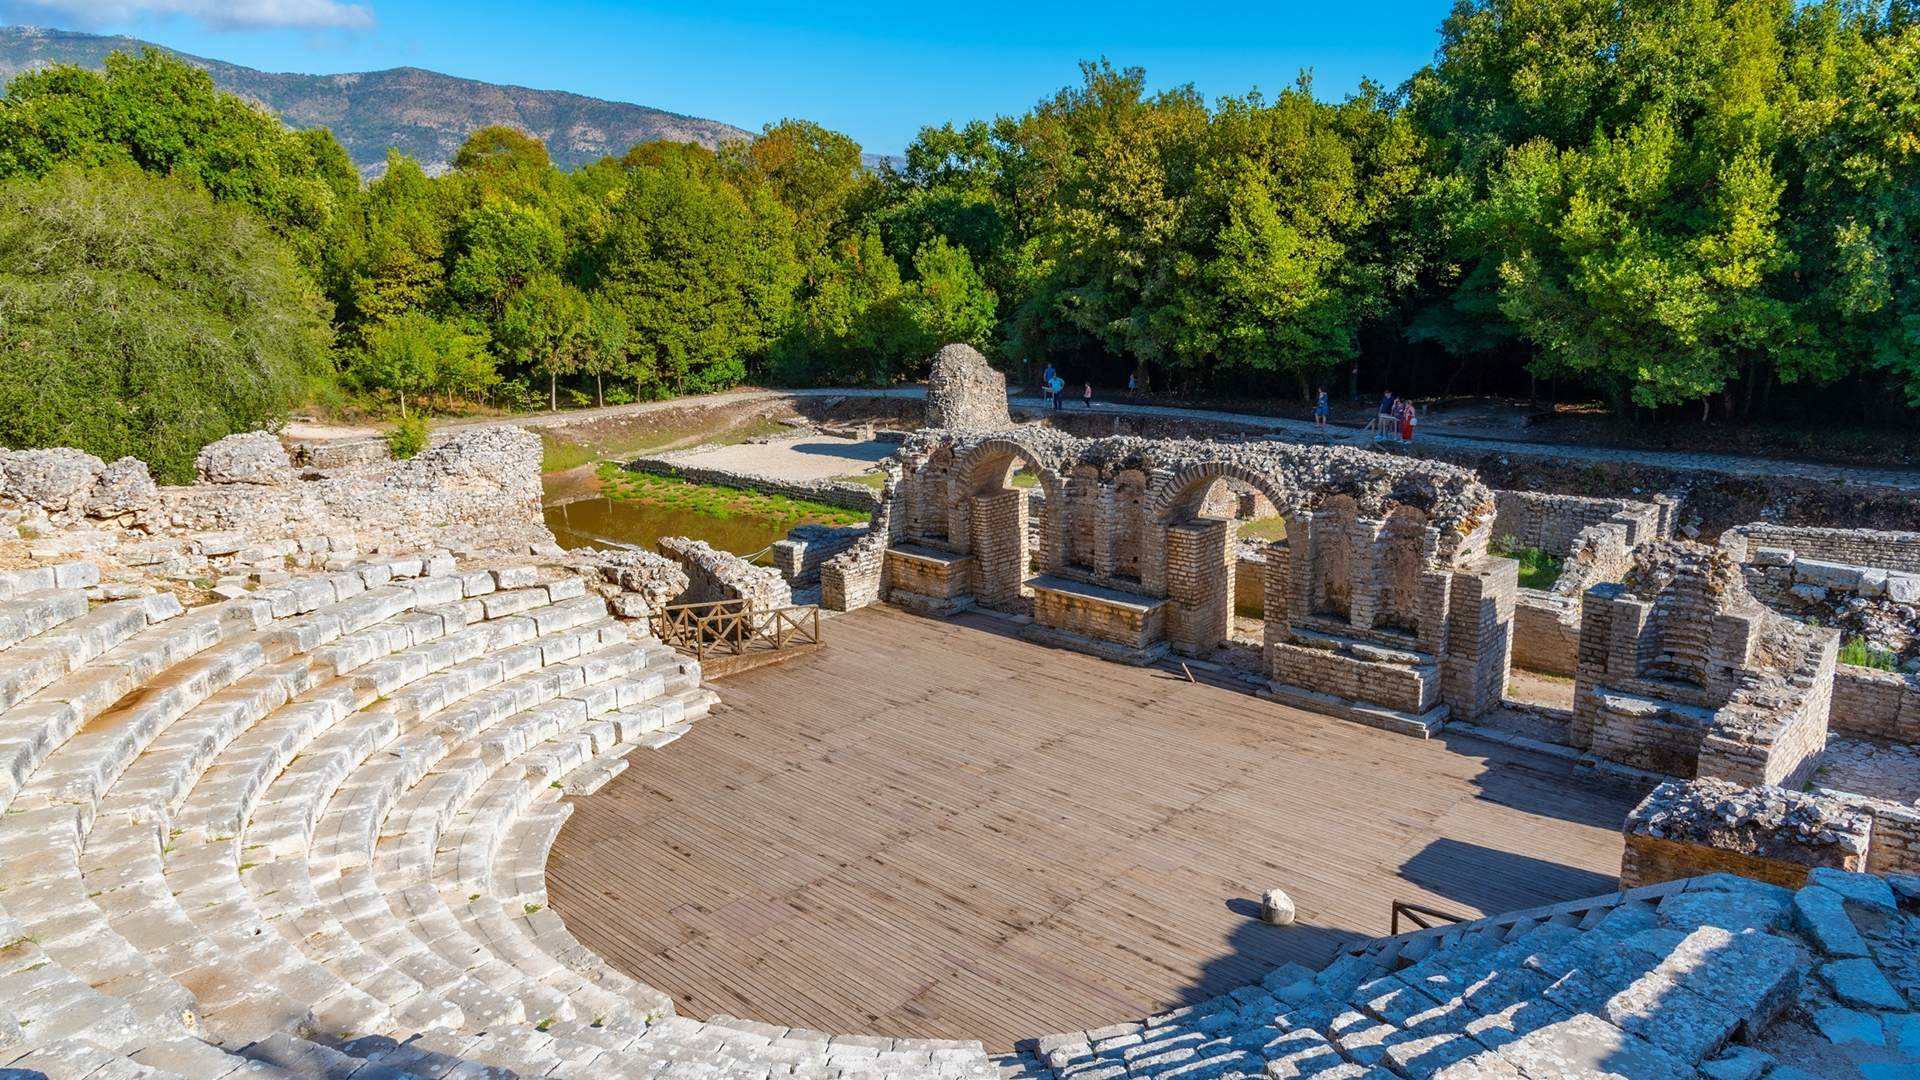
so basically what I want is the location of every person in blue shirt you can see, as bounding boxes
[1042,363,1057,394]
[1315,387,1329,428]
[1375,390,1395,443]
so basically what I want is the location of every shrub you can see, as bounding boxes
[387,415,429,459]
[0,167,328,482]
[1489,535,1565,591]
[1839,636,1899,672]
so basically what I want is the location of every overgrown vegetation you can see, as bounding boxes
[1839,636,1899,671]
[595,463,869,529]
[1490,535,1564,591]
[0,166,329,482]
[386,415,429,459]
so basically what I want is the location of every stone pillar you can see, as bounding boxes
[1347,519,1388,629]
[1285,513,1314,624]
[968,489,1028,610]
[1441,557,1517,720]
[1093,486,1117,577]
[1166,519,1232,658]
[1263,543,1291,677]
[1416,570,1453,658]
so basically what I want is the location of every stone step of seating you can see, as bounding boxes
[138,570,585,1040]
[0,592,181,713]
[0,571,519,1048]
[1025,871,1900,1080]
[0,611,307,1039]
[230,603,645,1033]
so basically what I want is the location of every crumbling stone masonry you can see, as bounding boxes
[822,426,1521,735]
[1622,779,1874,889]
[922,343,1011,431]
[1496,491,1674,676]
[1574,543,1839,787]
[656,536,792,610]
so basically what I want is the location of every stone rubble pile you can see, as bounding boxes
[924,343,1013,432]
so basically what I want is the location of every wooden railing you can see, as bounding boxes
[652,599,821,661]
[1390,899,1468,936]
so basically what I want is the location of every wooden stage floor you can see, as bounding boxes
[547,604,1645,1050]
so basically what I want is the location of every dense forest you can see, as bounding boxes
[0,0,1917,480]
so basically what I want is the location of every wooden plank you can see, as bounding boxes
[547,603,1644,1051]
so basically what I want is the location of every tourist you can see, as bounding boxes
[1375,390,1395,443]
[1128,372,1137,396]
[1042,362,1056,390]
[1051,374,1065,410]
[1083,382,1093,408]
[1400,399,1414,444]
[1405,402,1418,445]
[1314,387,1328,428]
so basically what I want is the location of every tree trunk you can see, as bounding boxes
[596,374,604,409]
[399,390,407,419]
[549,371,557,413]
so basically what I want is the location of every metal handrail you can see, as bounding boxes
[1391,899,1468,936]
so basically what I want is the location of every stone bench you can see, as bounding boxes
[1022,575,1170,665]
[885,544,977,616]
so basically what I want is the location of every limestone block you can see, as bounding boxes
[83,457,156,517]
[493,566,539,589]
[1792,886,1869,958]
[195,430,295,485]
[2,447,104,511]
[1751,547,1794,566]
[1806,868,1898,914]
[1820,958,1908,1010]
[1260,889,1296,926]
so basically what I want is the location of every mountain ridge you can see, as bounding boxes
[0,24,759,176]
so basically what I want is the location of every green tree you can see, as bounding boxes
[904,237,997,352]
[0,49,357,263]
[502,274,589,410]
[579,292,631,407]
[356,310,494,416]
[0,167,329,481]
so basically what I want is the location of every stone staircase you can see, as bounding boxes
[0,558,995,1080]
[1005,871,1920,1080]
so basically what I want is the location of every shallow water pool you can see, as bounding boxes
[543,496,795,559]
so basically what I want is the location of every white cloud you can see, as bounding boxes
[3,0,375,31]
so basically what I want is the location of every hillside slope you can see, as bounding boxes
[0,24,755,175]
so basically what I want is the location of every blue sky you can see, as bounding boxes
[0,1,1460,155]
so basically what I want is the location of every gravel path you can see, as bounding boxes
[660,435,896,482]
[443,385,1918,490]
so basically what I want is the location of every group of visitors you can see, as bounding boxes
[1373,390,1417,445]
[1040,364,1093,410]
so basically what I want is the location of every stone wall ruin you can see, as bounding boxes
[821,424,1519,735]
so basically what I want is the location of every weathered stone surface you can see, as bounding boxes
[1794,886,1871,958]
[1696,1045,1773,1080]
[84,457,156,517]
[1491,1014,1692,1080]
[1805,868,1899,914]
[657,536,791,610]
[1820,957,1909,1010]
[194,431,295,485]
[3,447,104,511]
[924,343,1011,431]
[1811,1006,1884,1045]
[1261,889,1296,927]
[1625,781,1872,890]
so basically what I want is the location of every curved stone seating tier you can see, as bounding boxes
[0,557,995,1080]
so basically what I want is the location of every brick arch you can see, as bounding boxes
[951,436,1061,501]
[1143,460,1294,527]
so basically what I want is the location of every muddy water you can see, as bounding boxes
[542,497,793,559]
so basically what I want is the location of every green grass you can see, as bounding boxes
[1237,517,1289,542]
[834,472,888,489]
[540,432,600,473]
[1839,636,1899,671]
[1489,535,1565,590]
[1011,468,1040,489]
[595,463,870,529]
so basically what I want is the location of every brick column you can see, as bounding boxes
[1348,519,1388,629]
[969,489,1028,610]
[1441,557,1517,720]
[1166,519,1231,658]
[1263,543,1291,677]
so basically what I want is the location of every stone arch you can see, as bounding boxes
[1144,460,1294,528]
[947,436,1060,609]
[1140,461,1292,656]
